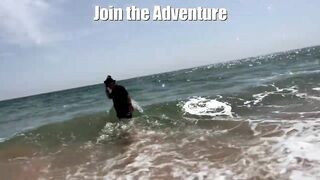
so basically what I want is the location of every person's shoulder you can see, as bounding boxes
[115,84,125,89]
[115,84,127,91]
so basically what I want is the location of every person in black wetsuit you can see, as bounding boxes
[104,75,134,119]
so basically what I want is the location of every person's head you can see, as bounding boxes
[104,75,116,89]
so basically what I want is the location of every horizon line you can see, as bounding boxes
[1,44,319,103]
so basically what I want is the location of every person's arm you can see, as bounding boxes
[128,95,134,112]
[120,86,134,112]
[105,87,112,99]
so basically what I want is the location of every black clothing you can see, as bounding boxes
[107,85,132,119]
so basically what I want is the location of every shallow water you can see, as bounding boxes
[0,46,320,179]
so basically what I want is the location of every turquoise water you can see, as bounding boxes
[0,46,320,179]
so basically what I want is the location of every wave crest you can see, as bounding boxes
[182,97,233,117]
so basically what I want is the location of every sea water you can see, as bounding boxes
[0,46,320,179]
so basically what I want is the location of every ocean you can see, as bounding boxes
[0,46,320,179]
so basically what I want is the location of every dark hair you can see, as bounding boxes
[104,75,116,85]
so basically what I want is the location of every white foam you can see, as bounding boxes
[52,118,320,179]
[96,121,133,143]
[275,122,320,179]
[131,99,144,113]
[290,171,318,180]
[288,69,320,76]
[307,96,320,101]
[313,87,320,91]
[246,85,299,106]
[252,92,271,105]
[101,129,236,180]
[243,120,320,179]
[182,97,233,117]
[297,93,320,101]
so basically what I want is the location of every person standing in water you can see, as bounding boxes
[104,75,134,119]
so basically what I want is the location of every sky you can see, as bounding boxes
[0,0,320,101]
